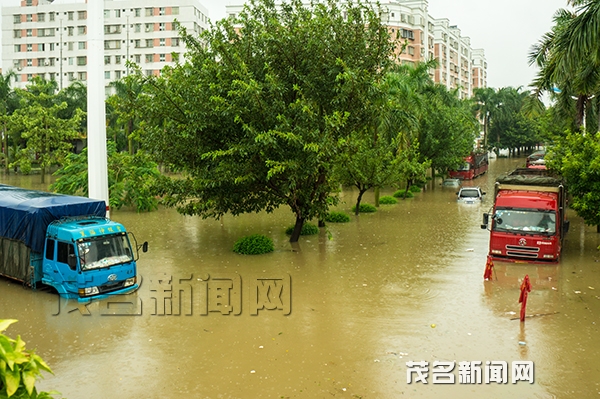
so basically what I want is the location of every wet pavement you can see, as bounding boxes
[1,156,599,398]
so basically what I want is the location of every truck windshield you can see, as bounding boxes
[457,162,471,171]
[78,234,133,271]
[493,209,556,235]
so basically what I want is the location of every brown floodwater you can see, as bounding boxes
[1,157,600,399]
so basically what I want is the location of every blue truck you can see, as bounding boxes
[0,184,147,301]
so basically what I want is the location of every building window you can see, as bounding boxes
[172,7,179,15]
[104,55,111,64]
[68,57,74,65]
[134,8,141,17]
[159,23,165,31]
[27,74,33,81]
[145,23,152,32]
[26,14,33,22]
[49,13,55,22]
[78,42,85,50]
[27,44,32,52]
[68,72,74,81]
[78,26,86,35]
[115,9,121,18]
[39,43,45,51]
[14,15,21,24]
[115,56,121,64]
[134,24,141,33]
[26,29,32,37]
[145,8,153,17]
[68,26,74,36]
[38,13,45,22]
[50,43,55,50]
[159,38,165,46]
[134,39,141,48]
[145,69,153,77]
[104,10,110,18]
[408,46,415,56]
[115,70,122,79]
[14,45,21,52]
[78,72,86,81]
[38,58,45,66]
[77,56,86,66]
[172,21,179,31]
[159,54,165,62]
[26,59,32,66]
[78,11,86,20]
[105,71,111,80]
[135,54,141,63]
[49,73,56,81]
[145,39,153,48]
[172,38,179,46]
[68,11,74,21]
[14,30,21,38]
[145,54,153,63]
[159,7,165,16]
[68,42,73,51]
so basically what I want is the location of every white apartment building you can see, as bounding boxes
[1,0,210,94]
[225,0,487,97]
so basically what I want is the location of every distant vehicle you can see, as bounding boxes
[526,150,546,167]
[448,151,489,180]
[527,158,547,170]
[442,178,461,187]
[456,187,485,203]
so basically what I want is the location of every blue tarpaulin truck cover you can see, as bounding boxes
[0,185,106,254]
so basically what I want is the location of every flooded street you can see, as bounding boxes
[1,157,600,398]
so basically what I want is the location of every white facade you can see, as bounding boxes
[1,0,210,93]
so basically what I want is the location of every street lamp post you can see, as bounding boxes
[59,18,63,90]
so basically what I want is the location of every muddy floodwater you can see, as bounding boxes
[1,157,600,399]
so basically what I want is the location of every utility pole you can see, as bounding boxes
[59,18,63,90]
[87,0,110,217]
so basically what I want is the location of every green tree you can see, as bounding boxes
[0,71,19,172]
[417,85,477,178]
[107,73,144,154]
[472,87,496,149]
[547,129,600,231]
[51,142,160,212]
[9,101,83,183]
[137,0,395,242]
[0,319,58,399]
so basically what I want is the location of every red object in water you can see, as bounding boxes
[519,275,532,322]
[483,256,494,280]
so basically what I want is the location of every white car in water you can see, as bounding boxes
[456,187,485,203]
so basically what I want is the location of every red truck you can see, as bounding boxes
[449,151,488,180]
[481,168,569,263]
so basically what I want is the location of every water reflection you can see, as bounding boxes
[1,157,599,398]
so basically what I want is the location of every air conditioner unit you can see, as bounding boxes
[44,60,50,66]
[16,66,22,71]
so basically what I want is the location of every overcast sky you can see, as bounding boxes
[1,0,571,90]
[202,0,572,90]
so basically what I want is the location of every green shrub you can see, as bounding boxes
[19,158,32,175]
[409,185,421,193]
[393,189,414,198]
[285,222,320,236]
[379,195,398,204]
[0,319,57,398]
[351,203,377,213]
[324,211,351,223]
[233,234,274,255]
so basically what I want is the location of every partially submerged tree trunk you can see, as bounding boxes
[289,215,304,243]
[355,189,367,215]
[374,187,380,207]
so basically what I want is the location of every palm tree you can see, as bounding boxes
[529,4,600,130]
[472,87,496,149]
[108,75,143,154]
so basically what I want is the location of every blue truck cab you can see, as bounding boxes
[0,184,146,301]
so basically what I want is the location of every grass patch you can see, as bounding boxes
[378,196,398,204]
[351,203,377,213]
[393,189,414,198]
[233,234,274,255]
[285,222,320,236]
[324,211,351,223]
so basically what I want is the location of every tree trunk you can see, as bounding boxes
[289,215,304,243]
[374,187,380,207]
[355,189,367,216]
[318,220,325,227]
[597,225,600,234]
[41,166,45,184]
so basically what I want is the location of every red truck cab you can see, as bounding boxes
[481,169,568,263]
